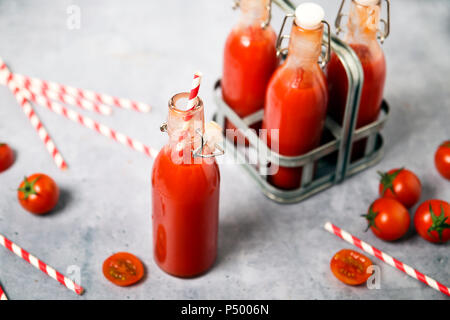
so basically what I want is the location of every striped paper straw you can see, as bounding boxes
[324,222,450,297]
[186,71,202,111]
[0,61,68,170]
[0,283,7,300]
[21,78,112,115]
[23,89,159,159]
[11,73,151,113]
[0,233,84,295]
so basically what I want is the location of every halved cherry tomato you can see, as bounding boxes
[103,252,145,287]
[17,174,59,215]
[330,249,373,286]
[378,168,421,208]
[435,141,450,180]
[414,199,450,243]
[0,143,14,173]
[363,198,410,241]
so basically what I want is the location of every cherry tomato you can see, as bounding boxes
[17,174,59,215]
[363,198,410,241]
[435,141,450,180]
[414,199,450,243]
[103,252,145,287]
[0,143,14,173]
[330,249,373,286]
[378,168,421,208]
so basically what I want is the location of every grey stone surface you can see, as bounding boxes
[0,0,448,300]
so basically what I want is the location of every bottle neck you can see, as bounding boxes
[346,0,380,43]
[167,92,204,151]
[285,22,323,67]
[239,0,270,25]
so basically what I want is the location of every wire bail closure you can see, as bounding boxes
[192,129,225,158]
[320,20,331,68]
[276,14,331,67]
[160,122,224,158]
[276,13,294,59]
[377,0,390,43]
[232,0,272,29]
[335,0,390,43]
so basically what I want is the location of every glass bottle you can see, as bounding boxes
[326,0,387,160]
[152,93,220,277]
[222,0,278,134]
[262,3,329,190]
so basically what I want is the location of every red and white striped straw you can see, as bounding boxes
[0,283,7,300]
[19,77,112,115]
[22,88,159,159]
[186,71,202,111]
[324,222,450,297]
[0,60,68,170]
[0,233,84,295]
[11,73,151,113]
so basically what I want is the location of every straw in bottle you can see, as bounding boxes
[176,72,203,153]
[186,71,203,111]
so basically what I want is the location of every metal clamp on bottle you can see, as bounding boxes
[335,0,390,43]
[276,14,331,68]
[276,13,294,58]
[160,122,224,158]
[377,0,390,43]
[335,0,347,36]
[261,0,272,29]
[192,129,225,159]
[320,20,331,68]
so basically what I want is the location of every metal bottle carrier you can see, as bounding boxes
[213,0,390,203]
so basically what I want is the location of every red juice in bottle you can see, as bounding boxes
[222,0,277,138]
[326,0,386,160]
[262,3,328,190]
[152,93,220,277]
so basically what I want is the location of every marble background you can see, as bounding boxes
[0,0,448,299]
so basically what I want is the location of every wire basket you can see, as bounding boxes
[213,0,390,203]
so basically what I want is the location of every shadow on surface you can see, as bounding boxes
[49,187,73,216]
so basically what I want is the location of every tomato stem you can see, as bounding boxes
[427,204,450,243]
[361,206,379,232]
[378,168,403,196]
[18,175,41,200]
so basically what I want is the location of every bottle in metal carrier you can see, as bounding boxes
[222,0,278,138]
[262,2,331,190]
[327,0,389,161]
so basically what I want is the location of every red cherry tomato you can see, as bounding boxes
[103,252,145,287]
[17,174,59,215]
[414,199,450,243]
[0,143,14,173]
[363,198,410,241]
[330,249,373,286]
[378,168,421,208]
[435,141,450,180]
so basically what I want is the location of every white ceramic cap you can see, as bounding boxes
[355,0,379,5]
[295,2,325,30]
